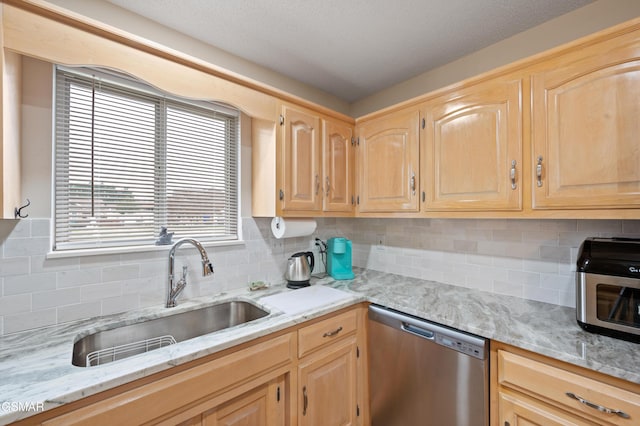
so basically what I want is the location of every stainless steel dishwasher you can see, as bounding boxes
[368,304,488,426]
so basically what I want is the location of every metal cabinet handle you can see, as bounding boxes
[510,160,517,190]
[303,386,308,415]
[410,173,416,195]
[315,174,320,195]
[536,156,544,187]
[323,326,343,337]
[565,392,630,419]
[325,176,330,196]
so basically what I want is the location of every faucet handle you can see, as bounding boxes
[203,261,214,276]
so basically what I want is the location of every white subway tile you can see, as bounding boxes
[57,268,102,288]
[577,220,622,234]
[31,255,79,274]
[0,257,30,277]
[508,270,541,287]
[539,246,571,262]
[79,254,122,268]
[523,259,558,274]
[523,286,559,305]
[493,280,524,298]
[81,282,122,302]
[559,288,576,308]
[31,220,51,237]
[102,264,139,282]
[102,295,140,315]
[4,272,56,295]
[4,237,50,257]
[6,220,31,239]
[57,302,101,323]
[32,288,81,310]
[0,294,31,315]
[4,309,56,334]
[493,256,523,270]
[540,273,573,291]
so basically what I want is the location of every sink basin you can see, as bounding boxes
[72,301,269,367]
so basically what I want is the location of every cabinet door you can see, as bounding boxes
[203,378,285,426]
[531,30,640,209]
[422,78,522,211]
[357,108,419,212]
[323,119,355,212]
[499,391,598,426]
[299,337,358,426]
[280,105,322,211]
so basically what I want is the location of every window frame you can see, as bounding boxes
[52,66,241,253]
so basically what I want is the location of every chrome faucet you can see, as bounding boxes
[166,238,214,308]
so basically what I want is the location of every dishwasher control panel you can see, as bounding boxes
[436,334,484,359]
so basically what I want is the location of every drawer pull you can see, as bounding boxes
[323,326,343,338]
[565,392,630,419]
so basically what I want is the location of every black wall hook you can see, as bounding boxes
[14,199,30,219]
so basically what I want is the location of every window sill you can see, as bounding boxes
[46,239,245,259]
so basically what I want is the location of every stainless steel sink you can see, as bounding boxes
[72,301,269,367]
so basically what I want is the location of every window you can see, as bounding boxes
[54,67,239,251]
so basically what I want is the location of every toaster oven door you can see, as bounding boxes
[577,272,640,340]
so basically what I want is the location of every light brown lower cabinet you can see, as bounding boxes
[298,339,357,426]
[16,305,368,426]
[494,344,640,426]
[184,377,285,426]
[297,309,360,426]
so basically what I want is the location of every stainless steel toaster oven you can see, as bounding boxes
[576,238,640,343]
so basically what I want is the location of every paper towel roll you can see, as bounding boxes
[271,217,317,239]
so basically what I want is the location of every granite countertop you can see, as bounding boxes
[1,268,639,424]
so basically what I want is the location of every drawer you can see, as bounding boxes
[498,350,640,425]
[298,309,358,357]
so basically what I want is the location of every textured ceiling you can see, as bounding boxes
[106,0,593,102]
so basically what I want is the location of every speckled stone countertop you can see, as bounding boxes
[1,269,639,424]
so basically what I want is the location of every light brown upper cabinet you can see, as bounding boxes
[323,119,355,213]
[279,104,323,212]
[531,28,640,210]
[277,103,355,215]
[421,77,523,211]
[357,108,420,213]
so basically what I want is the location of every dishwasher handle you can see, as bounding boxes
[401,322,435,340]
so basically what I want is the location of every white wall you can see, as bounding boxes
[351,0,640,116]
[44,0,351,116]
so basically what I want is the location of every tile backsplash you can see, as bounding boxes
[1,217,639,336]
[0,218,309,336]
[316,218,640,308]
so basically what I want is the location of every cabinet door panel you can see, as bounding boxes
[323,120,354,212]
[299,338,357,426]
[532,31,640,209]
[423,78,522,211]
[204,379,284,426]
[358,109,419,212]
[281,106,321,211]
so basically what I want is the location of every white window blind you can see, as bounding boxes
[54,67,239,251]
